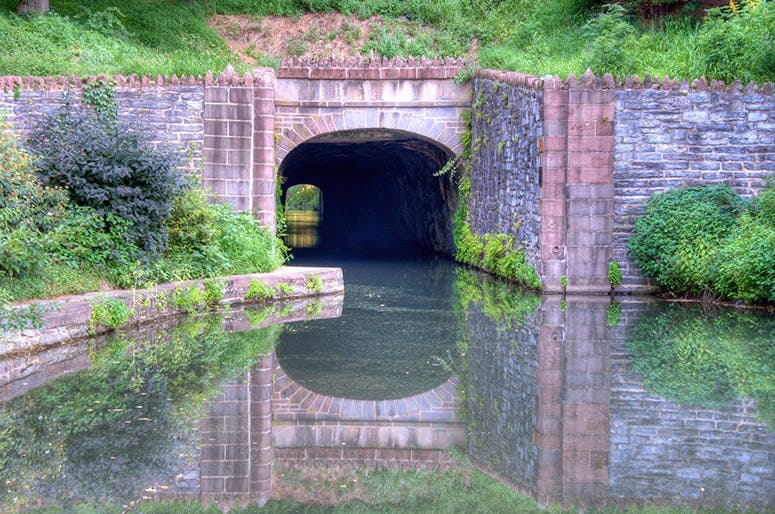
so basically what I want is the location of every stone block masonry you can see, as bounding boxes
[472,69,772,293]
[613,80,775,290]
[0,75,206,177]
[468,76,543,274]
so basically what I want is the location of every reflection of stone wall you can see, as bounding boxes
[561,297,611,506]
[271,365,464,471]
[199,353,274,508]
[465,294,612,509]
[609,305,775,509]
[0,343,91,401]
[465,302,541,493]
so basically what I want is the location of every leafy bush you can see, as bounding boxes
[2,117,285,303]
[162,185,286,281]
[0,123,68,279]
[712,213,775,304]
[698,1,775,83]
[582,4,637,76]
[629,184,742,297]
[26,102,185,258]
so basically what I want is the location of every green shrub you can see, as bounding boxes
[172,286,207,313]
[698,1,775,83]
[0,123,68,279]
[245,279,275,301]
[582,3,637,76]
[306,274,323,293]
[275,282,294,296]
[48,206,141,281]
[203,279,224,306]
[26,102,185,258]
[629,184,742,297]
[712,212,775,304]
[162,184,286,281]
[89,297,133,332]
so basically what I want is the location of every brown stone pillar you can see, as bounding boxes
[252,68,277,233]
[564,76,615,293]
[539,73,615,293]
[540,78,569,293]
[203,68,256,213]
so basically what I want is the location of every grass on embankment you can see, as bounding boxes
[0,0,773,82]
[21,462,761,514]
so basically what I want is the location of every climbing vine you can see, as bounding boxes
[449,103,541,290]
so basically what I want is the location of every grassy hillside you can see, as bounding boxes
[0,0,772,81]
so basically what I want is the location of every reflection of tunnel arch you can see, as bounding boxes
[271,361,460,423]
[279,129,458,256]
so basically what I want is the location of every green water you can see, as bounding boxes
[0,258,772,512]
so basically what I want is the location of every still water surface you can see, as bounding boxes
[0,257,773,511]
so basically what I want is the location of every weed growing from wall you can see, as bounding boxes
[82,79,118,123]
[608,260,622,290]
[89,297,133,333]
[306,274,323,293]
[203,279,224,306]
[171,286,207,313]
[244,279,274,301]
[275,282,294,296]
[447,102,541,289]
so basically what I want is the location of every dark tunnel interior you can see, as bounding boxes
[280,129,459,259]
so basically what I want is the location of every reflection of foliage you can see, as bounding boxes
[607,301,622,327]
[454,268,540,330]
[0,309,281,510]
[626,303,775,427]
[451,268,540,420]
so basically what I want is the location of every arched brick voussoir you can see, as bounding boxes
[272,365,460,424]
[275,109,465,168]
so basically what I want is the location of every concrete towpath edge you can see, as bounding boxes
[0,266,343,356]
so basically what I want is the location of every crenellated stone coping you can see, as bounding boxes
[0,266,343,357]
[476,67,775,94]
[0,66,268,92]
[4,63,771,93]
[0,58,469,93]
[277,56,468,80]
[475,69,545,90]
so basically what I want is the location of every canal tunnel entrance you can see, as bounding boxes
[279,129,458,258]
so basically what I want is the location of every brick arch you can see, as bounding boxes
[274,111,466,168]
[271,361,460,423]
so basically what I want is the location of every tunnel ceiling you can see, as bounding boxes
[280,130,458,257]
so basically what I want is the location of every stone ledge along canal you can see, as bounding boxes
[0,255,772,511]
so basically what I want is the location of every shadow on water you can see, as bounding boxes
[0,262,773,512]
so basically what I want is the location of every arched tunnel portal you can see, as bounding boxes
[279,129,459,258]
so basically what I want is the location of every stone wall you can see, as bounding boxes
[472,69,772,293]
[468,75,543,270]
[2,67,772,292]
[0,77,205,173]
[613,81,775,289]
